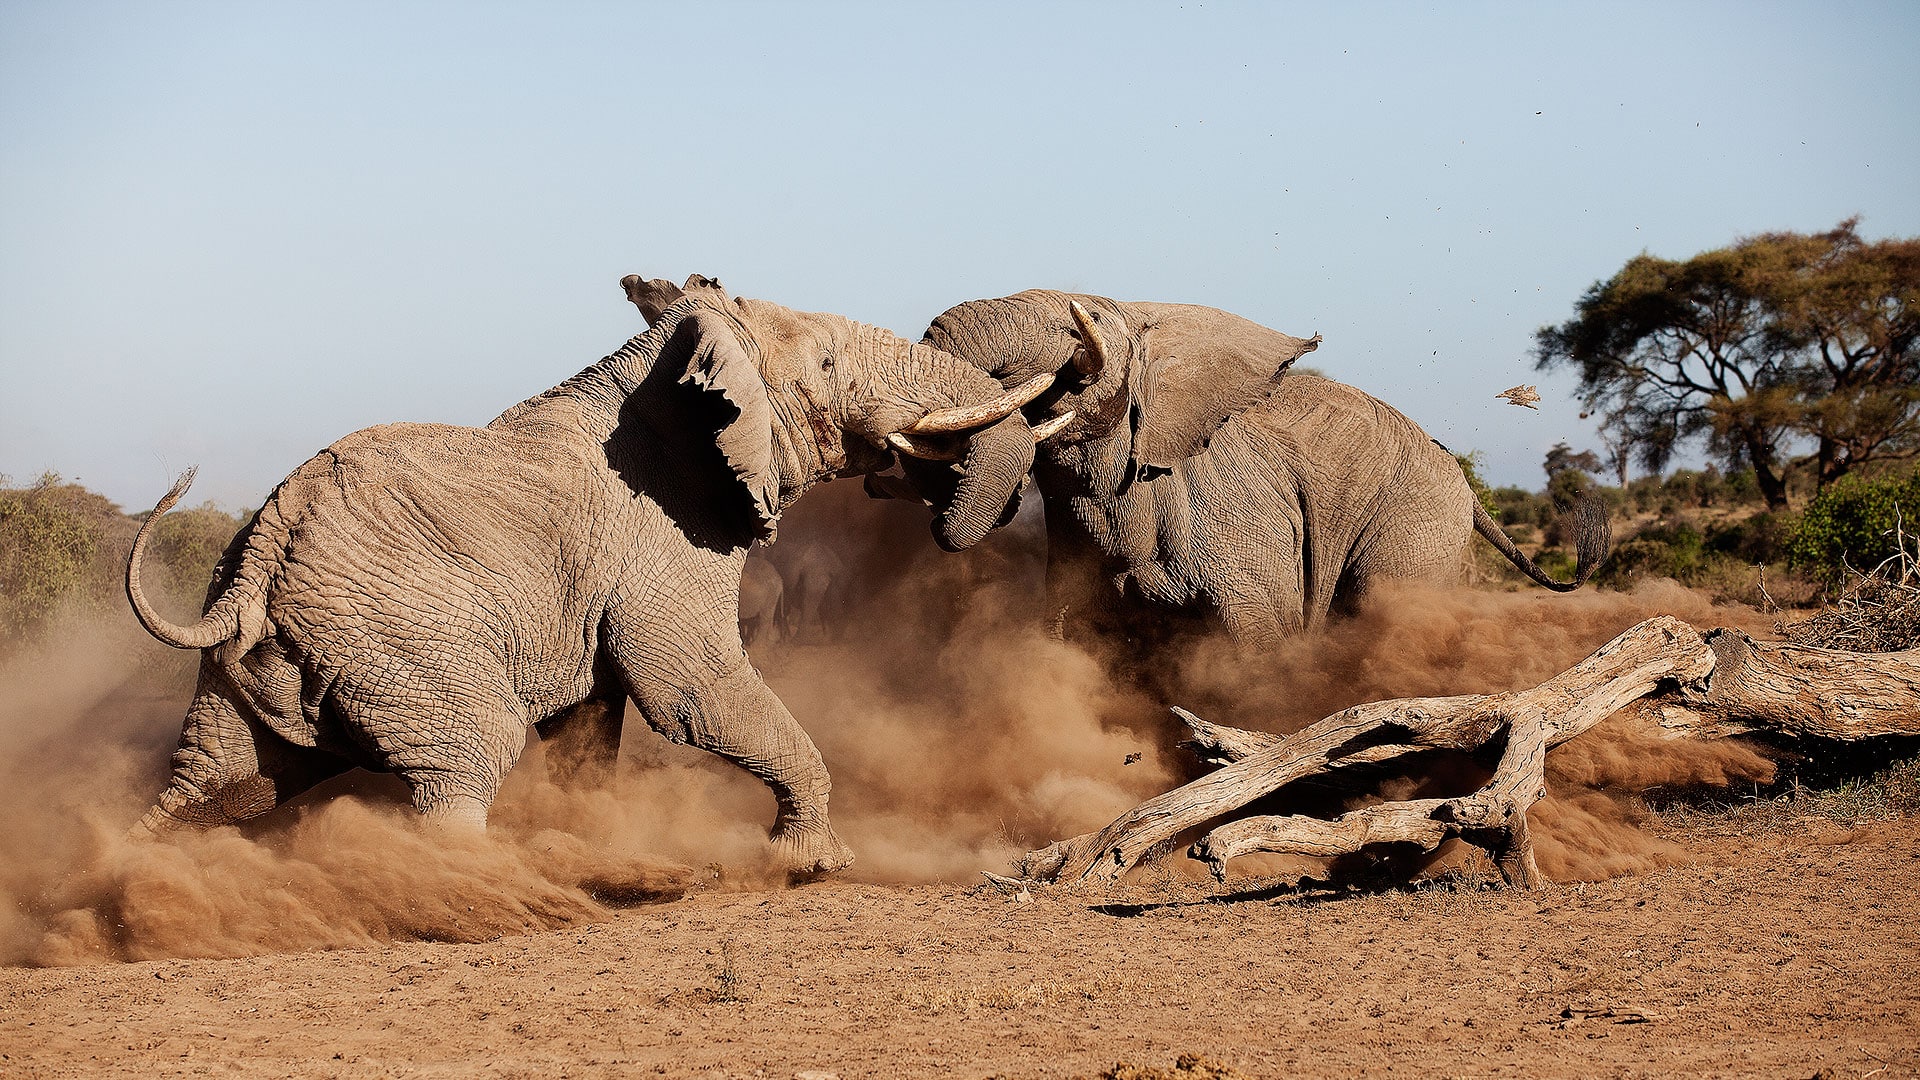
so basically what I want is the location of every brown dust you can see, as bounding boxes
[0,481,1780,965]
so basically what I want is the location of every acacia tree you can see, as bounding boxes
[1762,221,1920,485]
[1536,220,1919,510]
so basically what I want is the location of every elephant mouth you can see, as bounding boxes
[879,374,1076,465]
[879,373,1055,462]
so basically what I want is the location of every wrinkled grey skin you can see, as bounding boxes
[921,290,1606,651]
[125,276,1036,878]
[739,553,785,649]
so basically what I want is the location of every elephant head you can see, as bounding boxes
[920,289,1320,478]
[620,274,1044,551]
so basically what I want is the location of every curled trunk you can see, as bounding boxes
[929,412,1033,551]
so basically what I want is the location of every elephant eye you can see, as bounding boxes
[820,355,834,371]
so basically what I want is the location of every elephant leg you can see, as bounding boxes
[342,682,529,833]
[535,692,626,790]
[1334,456,1477,615]
[607,629,852,880]
[134,688,348,837]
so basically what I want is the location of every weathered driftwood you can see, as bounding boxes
[1653,628,1920,739]
[1015,617,1920,890]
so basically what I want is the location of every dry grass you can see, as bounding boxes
[1771,514,1920,653]
[1654,754,1920,833]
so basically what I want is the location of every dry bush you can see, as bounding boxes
[1774,519,1920,652]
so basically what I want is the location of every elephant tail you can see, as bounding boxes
[127,469,265,650]
[1472,495,1611,593]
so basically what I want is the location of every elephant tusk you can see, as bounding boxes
[886,431,961,462]
[1068,301,1108,377]
[1030,410,1076,442]
[906,373,1055,435]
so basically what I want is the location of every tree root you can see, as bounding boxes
[1016,617,1920,890]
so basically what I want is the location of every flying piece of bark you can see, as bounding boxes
[1013,617,1920,891]
[1497,384,1542,409]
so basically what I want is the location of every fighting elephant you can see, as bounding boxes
[912,289,1607,651]
[124,274,1047,878]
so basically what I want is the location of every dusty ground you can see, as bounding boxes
[4,811,1916,1079]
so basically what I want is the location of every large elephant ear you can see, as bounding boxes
[622,273,732,326]
[670,307,781,538]
[1131,308,1320,470]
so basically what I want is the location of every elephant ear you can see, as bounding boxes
[1131,308,1320,470]
[623,273,732,326]
[670,307,781,538]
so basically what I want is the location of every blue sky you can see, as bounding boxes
[3,1,1916,509]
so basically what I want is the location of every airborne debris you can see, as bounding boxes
[1497,384,1542,409]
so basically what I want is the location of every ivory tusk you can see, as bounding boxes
[1068,301,1108,377]
[1030,410,1076,442]
[886,431,960,462]
[906,373,1056,435]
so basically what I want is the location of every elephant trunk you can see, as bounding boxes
[931,412,1033,552]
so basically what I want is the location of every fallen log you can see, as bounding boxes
[1016,617,1920,890]
[1654,628,1920,740]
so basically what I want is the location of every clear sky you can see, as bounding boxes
[3,1,1916,510]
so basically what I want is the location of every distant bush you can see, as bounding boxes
[1623,466,1765,515]
[0,474,244,650]
[1598,519,1710,586]
[1491,486,1552,530]
[1454,452,1499,517]
[1788,468,1920,586]
[0,475,102,640]
[145,504,245,600]
[1705,511,1796,565]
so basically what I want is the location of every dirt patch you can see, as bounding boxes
[2,812,1915,1077]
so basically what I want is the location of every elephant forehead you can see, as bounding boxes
[734,298,836,359]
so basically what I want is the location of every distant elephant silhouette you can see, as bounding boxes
[765,539,850,643]
[739,552,785,649]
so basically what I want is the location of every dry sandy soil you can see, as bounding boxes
[4,810,1916,1079]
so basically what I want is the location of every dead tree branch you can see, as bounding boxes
[1018,617,1920,890]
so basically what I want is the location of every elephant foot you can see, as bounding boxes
[126,803,192,842]
[770,820,854,884]
[419,794,490,833]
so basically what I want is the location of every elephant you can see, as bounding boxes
[738,553,785,649]
[123,273,1051,879]
[912,290,1608,652]
[764,538,849,643]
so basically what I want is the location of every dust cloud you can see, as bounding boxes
[1,479,1781,965]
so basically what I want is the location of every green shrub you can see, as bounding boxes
[1625,475,1664,515]
[0,475,243,651]
[1454,452,1499,517]
[1706,511,1797,565]
[0,475,104,640]
[1492,486,1552,529]
[1531,546,1577,581]
[1787,468,1920,585]
[145,505,245,600]
[1596,520,1709,585]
